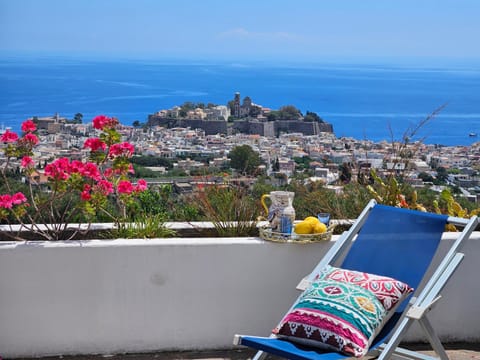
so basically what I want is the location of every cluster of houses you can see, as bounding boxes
[147,93,333,137]
[2,111,480,201]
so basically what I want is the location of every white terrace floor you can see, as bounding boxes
[6,343,480,360]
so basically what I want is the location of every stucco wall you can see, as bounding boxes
[1,234,479,357]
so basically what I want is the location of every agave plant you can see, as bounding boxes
[194,185,260,237]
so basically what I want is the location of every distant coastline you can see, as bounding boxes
[1,56,479,146]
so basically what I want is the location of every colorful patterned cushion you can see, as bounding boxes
[273,279,386,357]
[273,267,414,357]
[316,265,414,311]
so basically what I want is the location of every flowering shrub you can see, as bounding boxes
[0,116,148,240]
[366,169,426,211]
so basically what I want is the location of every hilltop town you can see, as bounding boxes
[147,92,333,136]
[2,97,480,205]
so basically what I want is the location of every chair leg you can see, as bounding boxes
[253,350,269,360]
[378,316,450,360]
[384,346,445,360]
[378,317,414,360]
[419,316,449,360]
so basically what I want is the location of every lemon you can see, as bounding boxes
[313,222,328,234]
[304,216,320,225]
[294,221,313,234]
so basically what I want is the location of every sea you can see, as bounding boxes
[1,54,480,146]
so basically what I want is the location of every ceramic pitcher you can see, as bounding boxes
[261,191,295,232]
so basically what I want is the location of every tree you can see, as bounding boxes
[293,156,312,172]
[181,101,195,111]
[272,158,280,172]
[418,172,434,183]
[338,162,352,183]
[132,120,141,128]
[266,105,302,121]
[278,105,301,119]
[303,111,323,123]
[73,113,83,124]
[267,112,279,121]
[436,167,448,183]
[228,145,262,175]
[130,155,172,169]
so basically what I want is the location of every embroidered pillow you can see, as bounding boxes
[273,279,386,357]
[316,265,414,311]
[273,267,414,357]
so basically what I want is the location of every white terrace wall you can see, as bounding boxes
[1,234,480,358]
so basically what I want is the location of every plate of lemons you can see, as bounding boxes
[259,216,334,243]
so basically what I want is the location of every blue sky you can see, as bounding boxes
[1,0,479,62]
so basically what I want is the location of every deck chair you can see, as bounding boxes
[234,200,478,360]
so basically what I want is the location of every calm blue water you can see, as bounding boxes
[1,55,480,146]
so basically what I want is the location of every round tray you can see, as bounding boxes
[259,225,334,243]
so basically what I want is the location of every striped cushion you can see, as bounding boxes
[316,265,414,311]
[273,267,413,357]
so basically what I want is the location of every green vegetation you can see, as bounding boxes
[293,156,313,172]
[288,180,371,221]
[303,111,324,123]
[194,186,259,237]
[228,145,263,176]
[131,155,173,169]
[267,105,302,121]
[108,213,176,239]
[3,163,479,237]
[69,113,83,124]
[176,101,213,117]
[3,105,479,239]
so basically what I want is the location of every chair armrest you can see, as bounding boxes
[296,277,311,291]
[406,296,442,320]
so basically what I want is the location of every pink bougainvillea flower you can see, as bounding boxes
[108,142,135,158]
[83,137,107,152]
[80,184,92,201]
[121,142,135,154]
[80,191,91,201]
[92,115,110,130]
[68,160,84,174]
[92,115,118,130]
[0,193,24,208]
[79,162,101,180]
[108,144,122,157]
[103,168,114,178]
[135,179,147,192]
[96,180,114,195]
[0,194,13,209]
[22,133,39,145]
[21,156,35,168]
[11,192,27,205]
[21,119,37,133]
[117,180,134,194]
[0,129,19,143]
[44,157,71,181]
[128,163,135,174]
